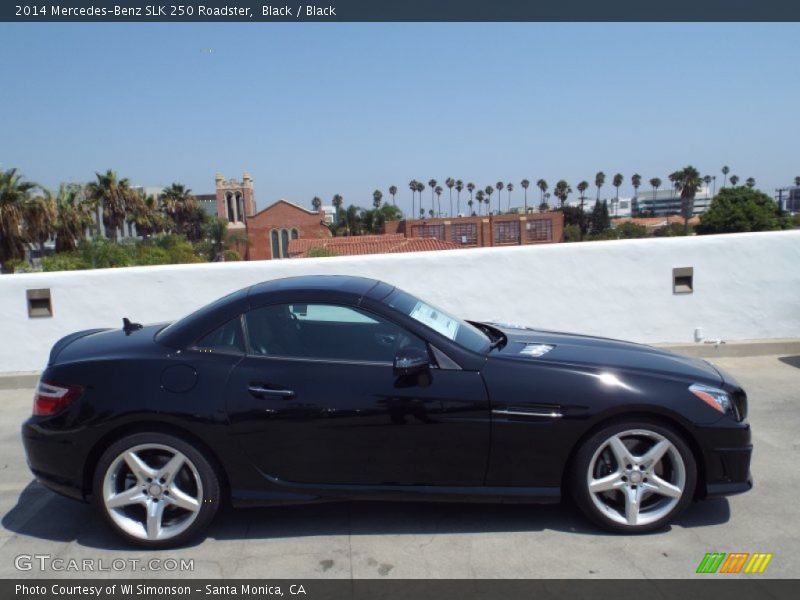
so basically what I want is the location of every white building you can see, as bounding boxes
[633,185,713,216]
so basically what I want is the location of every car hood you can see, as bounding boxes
[485,323,722,384]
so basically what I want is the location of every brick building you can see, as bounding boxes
[385,211,564,247]
[247,199,332,260]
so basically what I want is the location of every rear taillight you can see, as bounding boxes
[33,381,83,416]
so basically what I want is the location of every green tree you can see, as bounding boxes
[721,165,730,188]
[455,180,464,215]
[0,168,36,273]
[427,179,437,215]
[311,196,322,212]
[729,175,740,187]
[506,183,514,212]
[745,177,756,189]
[372,189,383,210]
[590,200,611,234]
[695,187,789,235]
[434,186,443,216]
[466,182,475,213]
[520,179,530,213]
[416,181,425,216]
[475,190,485,215]
[615,221,649,239]
[161,183,198,236]
[794,176,800,187]
[388,185,397,206]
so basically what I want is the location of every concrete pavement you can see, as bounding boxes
[0,355,798,579]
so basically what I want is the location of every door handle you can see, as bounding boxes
[248,385,296,399]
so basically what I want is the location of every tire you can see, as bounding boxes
[93,431,221,548]
[570,419,697,533]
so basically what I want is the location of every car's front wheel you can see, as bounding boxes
[571,420,696,533]
[93,432,220,548]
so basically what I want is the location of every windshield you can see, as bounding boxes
[384,288,491,353]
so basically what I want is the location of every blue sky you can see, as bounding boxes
[1,23,798,215]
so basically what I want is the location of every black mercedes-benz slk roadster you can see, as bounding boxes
[22,275,752,547]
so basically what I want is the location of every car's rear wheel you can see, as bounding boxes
[570,421,696,533]
[93,432,220,548]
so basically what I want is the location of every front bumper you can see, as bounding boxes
[695,419,753,499]
[21,420,86,502]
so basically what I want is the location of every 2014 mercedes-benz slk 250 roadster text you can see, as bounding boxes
[22,275,752,547]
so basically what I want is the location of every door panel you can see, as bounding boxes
[226,357,489,486]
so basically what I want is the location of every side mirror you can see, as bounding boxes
[393,347,430,377]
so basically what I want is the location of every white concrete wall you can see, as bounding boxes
[1,231,798,374]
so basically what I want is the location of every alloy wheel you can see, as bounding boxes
[102,443,203,542]
[586,429,686,527]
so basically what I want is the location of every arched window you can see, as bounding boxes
[236,194,245,222]
[291,228,299,240]
[271,229,280,259]
[226,193,235,222]
[281,229,290,258]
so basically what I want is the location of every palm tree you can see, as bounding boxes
[577,180,589,239]
[484,186,495,214]
[721,165,730,188]
[466,182,475,212]
[745,177,755,188]
[467,198,474,215]
[612,173,623,216]
[455,180,464,216]
[23,193,56,259]
[434,186,443,216]
[794,176,800,187]
[554,180,572,208]
[86,170,137,242]
[445,177,455,216]
[631,174,642,199]
[388,185,397,206]
[372,189,383,209]
[495,182,504,214]
[0,168,37,273]
[416,181,425,216]
[520,179,530,213]
[506,183,514,211]
[536,179,548,207]
[674,165,703,234]
[332,194,344,225]
[475,190,485,215]
[648,177,662,215]
[542,193,551,212]
[161,182,198,235]
[428,179,437,215]
[408,180,418,219]
[311,196,322,212]
[52,184,93,252]
[730,175,740,187]
[594,171,605,203]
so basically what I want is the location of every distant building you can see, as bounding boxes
[632,186,713,216]
[785,187,800,214]
[319,205,336,224]
[247,199,331,260]
[385,211,564,248]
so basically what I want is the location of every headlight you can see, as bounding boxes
[689,383,732,415]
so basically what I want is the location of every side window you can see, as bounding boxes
[245,303,427,363]
[192,317,245,355]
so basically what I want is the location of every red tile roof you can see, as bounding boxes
[288,235,462,258]
[612,215,701,229]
